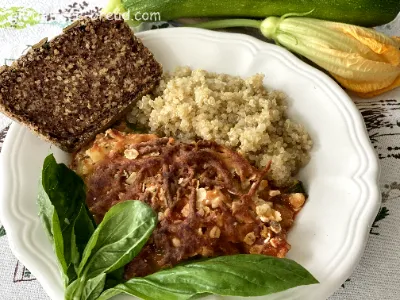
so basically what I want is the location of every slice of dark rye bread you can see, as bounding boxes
[0,17,162,152]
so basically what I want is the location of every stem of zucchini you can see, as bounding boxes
[187,12,313,39]
[186,18,281,41]
[188,19,262,30]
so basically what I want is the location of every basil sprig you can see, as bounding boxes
[38,155,157,299]
[65,200,157,300]
[38,154,318,300]
[38,154,96,285]
[98,255,318,300]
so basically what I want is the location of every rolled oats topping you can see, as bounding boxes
[71,130,308,278]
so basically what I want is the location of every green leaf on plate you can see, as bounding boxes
[98,254,318,300]
[78,200,157,279]
[38,181,69,285]
[38,154,96,285]
[64,277,81,300]
[82,273,107,300]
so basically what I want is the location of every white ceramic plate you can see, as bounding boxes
[0,28,380,300]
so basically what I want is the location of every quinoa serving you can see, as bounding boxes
[128,67,312,186]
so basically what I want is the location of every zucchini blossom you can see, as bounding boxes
[192,15,400,98]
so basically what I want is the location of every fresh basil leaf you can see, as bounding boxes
[64,272,106,300]
[78,200,157,279]
[69,203,96,274]
[38,186,69,285]
[98,254,318,300]
[97,288,122,300]
[74,204,97,262]
[104,267,125,290]
[82,273,107,300]
[41,154,88,232]
[64,276,83,300]
[38,154,96,285]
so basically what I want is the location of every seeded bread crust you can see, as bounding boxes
[0,17,162,152]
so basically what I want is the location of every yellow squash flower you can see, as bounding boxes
[260,16,400,98]
[193,15,400,98]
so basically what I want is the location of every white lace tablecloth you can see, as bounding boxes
[0,1,399,299]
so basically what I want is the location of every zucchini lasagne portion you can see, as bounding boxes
[71,129,306,279]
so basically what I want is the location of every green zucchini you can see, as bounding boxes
[104,0,400,27]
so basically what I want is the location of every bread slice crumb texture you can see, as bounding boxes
[0,17,162,152]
